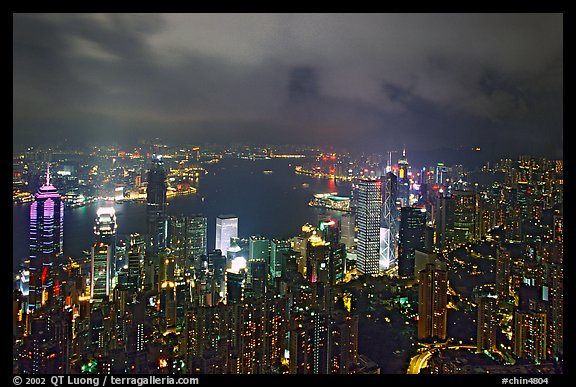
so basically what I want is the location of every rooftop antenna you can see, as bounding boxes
[46,163,50,186]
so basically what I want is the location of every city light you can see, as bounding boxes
[230,256,247,273]
[11,132,562,374]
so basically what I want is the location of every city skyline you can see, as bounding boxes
[12,13,564,376]
[12,144,563,374]
[13,13,563,162]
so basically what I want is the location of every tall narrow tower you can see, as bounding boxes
[418,263,448,342]
[382,171,398,269]
[356,178,382,275]
[398,206,427,279]
[94,206,117,279]
[28,164,64,313]
[146,154,168,257]
[397,146,410,207]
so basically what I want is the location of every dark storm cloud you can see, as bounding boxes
[13,13,562,160]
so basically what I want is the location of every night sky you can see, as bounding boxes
[13,13,563,162]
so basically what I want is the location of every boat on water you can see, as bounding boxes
[263,170,273,175]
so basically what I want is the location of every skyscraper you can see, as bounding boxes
[339,213,356,250]
[270,239,291,280]
[398,207,427,279]
[451,190,480,244]
[435,194,454,249]
[248,235,270,297]
[513,285,548,364]
[435,163,447,186]
[306,234,330,284]
[226,262,247,305]
[496,246,511,301]
[215,214,238,256]
[127,249,142,291]
[169,214,207,272]
[476,292,498,352]
[356,178,382,276]
[94,207,117,275]
[28,164,64,313]
[418,263,448,342]
[381,172,398,269]
[146,154,168,257]
[397,147,410,207]
[91,242,112,301]
[514,310,547,363]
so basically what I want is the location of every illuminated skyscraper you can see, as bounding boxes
[514,310,547,363]
[169,214,207,272]
[513,286,548,364]
[215,214,238,257]
[381,172,398,269]
[417,263,448,342]
[547,257,563,359]
[28,164,64,313]
[91,243,112,301]
[451,190,480,244]
[397,147,410,207]
[94,207,117,274]
[435,194,454,249]
[398,207,427,279]
[126,249,142,291]
[328,310,359,374]
[356,178,382,275]
[330,243,346,285]
[435,163,447,186]
[249,235,270,261]
[146,154,168,256]
[476,291,498,352]
[248,236,270,297]
[339,213,356,250]
[318,219,339,246]
[270,239,291,279]
[306,234,330,284]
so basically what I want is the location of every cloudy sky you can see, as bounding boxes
[13,13,563,161]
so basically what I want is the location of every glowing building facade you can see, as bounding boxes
[91,243,112,301]
[397,148,410,207]
[28,165,64,313]
[356,179,382,275]
[381,171,398,269]
[94,207,117,274]
[169,214,207,272]
[215,214,238,256]
[451,190,480,245]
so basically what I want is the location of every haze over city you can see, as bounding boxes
[13,13,562,162]
[12,13,563,378]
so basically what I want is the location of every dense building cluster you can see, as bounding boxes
[13,142,563,374]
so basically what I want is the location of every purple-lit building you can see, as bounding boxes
[28,165,64,314]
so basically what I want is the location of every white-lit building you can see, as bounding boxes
[356,178,382,275]
[215,214,238,256]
